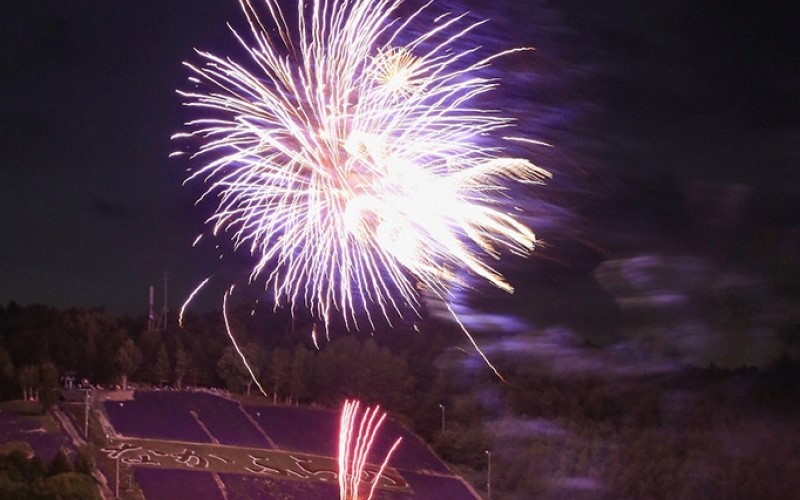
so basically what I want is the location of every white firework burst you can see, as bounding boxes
[173,0,550,334]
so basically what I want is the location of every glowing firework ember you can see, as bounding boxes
[174,0,549,337]
[338,399,402,500]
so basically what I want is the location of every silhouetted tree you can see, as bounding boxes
[173,342,191,390]
[269,348,291,403]
[0,346,14,399]
[18,365,39,401]
[114,339,141,389]
[217,343,265,395]
[39,362,59,410]
[48,449,73,476]
[153,344,171,385]
[73,445,95,475]
[288,344,312,405]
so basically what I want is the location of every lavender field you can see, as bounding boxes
[105,391,270,446]
[220,471,477,500]
[0,411,71,461]
[371,419,452,475]
[394,471,479,499]
[220,473,340,500]
[244,405,449,474]
[134,468,225,500]
[104,391,478,499]
[105,393,211,443]
[245,405,338,456]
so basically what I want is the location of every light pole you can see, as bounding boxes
[486,449,492,500]
[115,451,120,500]
[107,434,121,500]
[438,404,446,434]
[83,388,91,439]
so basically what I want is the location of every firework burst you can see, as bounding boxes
[174,0,549,336]
[338,399,402,500]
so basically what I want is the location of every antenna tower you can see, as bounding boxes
[159,271,168,331]
[147,285,156,331]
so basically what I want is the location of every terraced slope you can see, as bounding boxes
[102,390,478,499]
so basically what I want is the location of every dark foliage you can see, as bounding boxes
[0,449,99,500]
[2,301,800,498]
[47,449,72,476]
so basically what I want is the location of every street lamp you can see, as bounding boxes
[106,434,121,500]
[486,450,492,499]
[438,404,446,434]
[83,388,92,439]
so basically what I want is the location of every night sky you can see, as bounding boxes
[2,0,798,333]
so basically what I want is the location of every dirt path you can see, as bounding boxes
[52,408,116,499]
[51,408,85,447]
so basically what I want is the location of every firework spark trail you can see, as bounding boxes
[223,286,268,397]
[176,0,550,366]
[338,400,403,500]
[178,276,210,328]
[437,290,508,382]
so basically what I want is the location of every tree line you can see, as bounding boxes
[2,300,799,498]
[0,301,451,419]
[0,447,98,500]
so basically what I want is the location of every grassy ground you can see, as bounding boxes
[0,399,43,415]
[0,399,58,432]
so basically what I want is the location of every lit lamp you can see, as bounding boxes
[486,449,492,499]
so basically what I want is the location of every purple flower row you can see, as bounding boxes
[105,391,269,446]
